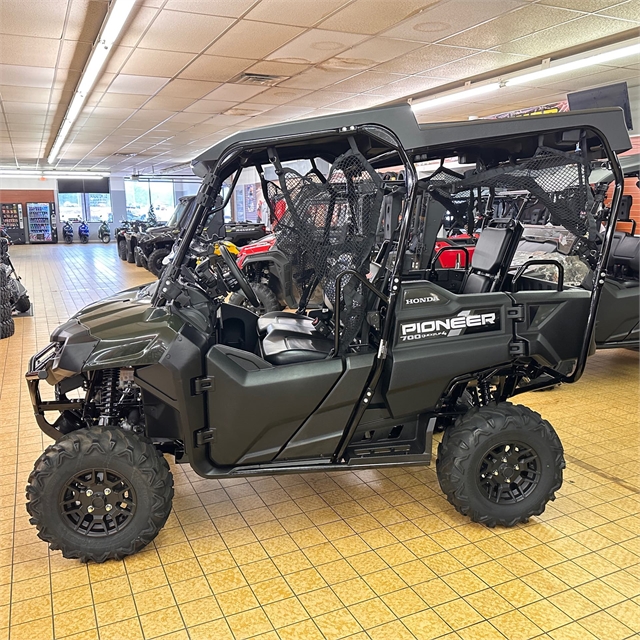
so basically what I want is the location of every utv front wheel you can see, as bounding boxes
[14,295,30,313]
[436,403,564,527]
[26,428,173,562]
[117,239,127,260]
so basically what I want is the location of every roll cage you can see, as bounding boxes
[155,106,628,396]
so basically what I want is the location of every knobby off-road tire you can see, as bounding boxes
[126,247,135,263]
[26,427,173,563]
[436,402,564,527]
[134,250,144,267]
[0,318,15,338]
[118,239,128,260]
[147,248,170,277]
[229,282,281,314]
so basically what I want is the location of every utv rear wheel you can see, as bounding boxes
[229,282,281,314]
[134,250,143,267]
[436,402,564,527]
[26,428,173,562]
[117,240,127,260]
[126,247,135,263]
[147,248,170,277]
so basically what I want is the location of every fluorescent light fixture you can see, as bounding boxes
[411,83,500,113]
[409,40,638,117]
[505,42,640,86]
[0,170,109,179]
[47,0,136,165]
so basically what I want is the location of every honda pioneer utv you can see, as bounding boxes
[25,104,629,562]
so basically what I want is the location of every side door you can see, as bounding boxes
[382,281,515,417]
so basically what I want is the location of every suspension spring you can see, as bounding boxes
[96,369,119,425]
[478,380,491,406]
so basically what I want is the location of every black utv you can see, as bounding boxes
[136,195,268,277]
[25,104,630,562]
[134,196,195,276]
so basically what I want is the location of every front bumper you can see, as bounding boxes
[26,342,84,441]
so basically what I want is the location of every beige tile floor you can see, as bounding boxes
[1,243,639,640]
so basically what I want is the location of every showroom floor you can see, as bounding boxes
[1,244,639,640]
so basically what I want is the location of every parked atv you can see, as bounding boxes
[0,239,30,314]
[124,219,150,263]
[98,220,111,244]
[25,104,630,562]
[115,221,131,260]
[134,197,193,275]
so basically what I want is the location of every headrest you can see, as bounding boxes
[471,226,515,274]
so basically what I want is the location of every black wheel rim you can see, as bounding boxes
[59,468,136,536]
[477,441,541,504]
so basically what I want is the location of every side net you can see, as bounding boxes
[267,150,383,352]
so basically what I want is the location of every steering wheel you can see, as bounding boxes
[217,243,260,307]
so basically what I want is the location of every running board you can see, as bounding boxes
[199,416,437,479]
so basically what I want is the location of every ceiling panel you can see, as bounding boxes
[244,0,349,28]
[107,74,170,94]
[164,0,258,18]
[538,0,628,10]
[332,71,405,93]
[178,55,255,82]
[597,1,640,22]
[206,20,303,60]
[246,59,311,77]
[98,92,150,108]
[0,0,68,38]
[141,95,197,111]
[498,15,637,56]
[0,35,60,68]
[279,67,358,90]
[0,64,56,88]
[156,79,221,99]
[375,44,480,75]
[280,90,355,108]
[204,83,268,102]
[442,4,581,49]
[266,29,368,65]
[184,99,238,114]
[249,87,313,104]
[121,48,195,77]
[319,0,437,35]
[138,10,235,53]
[382,0,525,43]
[334,37,424,66]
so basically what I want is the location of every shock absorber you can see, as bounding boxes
[478,379,492,406]
[96,369,119,425]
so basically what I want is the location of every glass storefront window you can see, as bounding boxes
[86,193,112,222]
[149,182,175,222]
[58,193,83,222]
[124,181,175,222]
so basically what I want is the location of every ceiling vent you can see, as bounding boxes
[230,72,289,86]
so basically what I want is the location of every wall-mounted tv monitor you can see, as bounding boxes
[567,82,633,130]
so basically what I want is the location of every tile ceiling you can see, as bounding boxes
[0,0,638,175]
